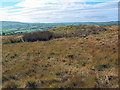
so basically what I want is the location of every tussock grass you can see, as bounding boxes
[2,25,119,88]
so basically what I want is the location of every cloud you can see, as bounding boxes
[1,0,24,2]
[0,0,119,22]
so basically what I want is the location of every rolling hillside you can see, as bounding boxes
[2,25,119,88]
[1,21,119,35]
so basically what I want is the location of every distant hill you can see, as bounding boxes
[0,21,119,35]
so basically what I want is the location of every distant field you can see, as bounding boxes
[1,21,119,35]
[2,25,119,88]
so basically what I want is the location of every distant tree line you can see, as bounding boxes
[1,32,23,36]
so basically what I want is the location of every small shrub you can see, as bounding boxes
[50,52,55,55]
[8,75,18,80]
[40,80,45,85]
[10,54,17,59]
[95,64,109,71]
[56,72,61,76]
[48,57,51,59]
[2,76,8,83]
[68,82,77,87]
[23,31,54,42]
[40,74,44,78]
[10,56,15,58]
[9,38,23,43]
[67,54,74,59]
[81,61,86,66]
[4,81,19,88]
[25,79,37,88]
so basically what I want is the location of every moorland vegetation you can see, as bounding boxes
[2,25,119,88]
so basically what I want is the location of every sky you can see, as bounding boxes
[0,0,119,23]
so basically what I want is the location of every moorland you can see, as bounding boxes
[2,22,119,88]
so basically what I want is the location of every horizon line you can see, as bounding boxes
[0,20,119,24]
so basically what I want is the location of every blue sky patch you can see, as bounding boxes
[85,2,103,5]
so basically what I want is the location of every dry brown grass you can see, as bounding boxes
[2,25,119,88]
